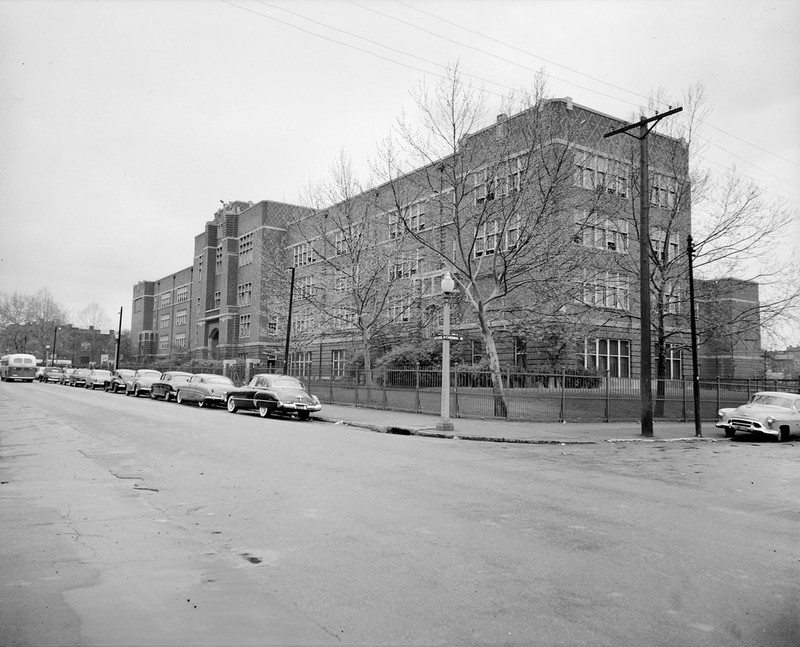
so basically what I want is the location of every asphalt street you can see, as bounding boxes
[1,381,798,646]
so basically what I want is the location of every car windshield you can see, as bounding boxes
[139,370,161,377]
[272,378,305,389]
[207,377,233,385]
[94,371,112,377]
[750,394,793,409]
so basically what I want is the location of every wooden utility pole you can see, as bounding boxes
[604,107,682,437]
[687,235,702,437]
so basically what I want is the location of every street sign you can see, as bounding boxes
[434,334,462,342]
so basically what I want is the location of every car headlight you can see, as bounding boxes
[766,417,775,427]
[717,410,725,420]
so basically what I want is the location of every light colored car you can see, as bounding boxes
[125,369,162,397]
[226,374,321,421]
[39,367,64,383]
[69,368,92,387]
[150,371,193,401]
[105,369,136,393]
[175,373,234,408]
[716,391,800,442]
[85,369,113,390]
[59,368,75,385]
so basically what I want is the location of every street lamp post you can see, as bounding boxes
[436,272,455,432]
[46,345,50,367]
[52,326,58,366]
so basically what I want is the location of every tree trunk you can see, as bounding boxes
[477,310,507,418]
[654,328,668,419]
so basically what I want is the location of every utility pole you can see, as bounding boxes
[687,236,702,437]
[115,307,123,371]
[604,106,682,437]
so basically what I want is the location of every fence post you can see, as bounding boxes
[382,366,388,409]
[354,369,359,407]
[453,367,460,419]
[604,369,610,423]
[681,377,687,422]
[414,363,420,413]
[716,376,721,415]
[329,364,333,404]
[560,369,567,422]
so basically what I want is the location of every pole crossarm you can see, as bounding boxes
[603,107,683,140]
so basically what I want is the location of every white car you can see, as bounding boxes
[716,391,800,442]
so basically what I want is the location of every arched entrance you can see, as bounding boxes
[209,328,219,358]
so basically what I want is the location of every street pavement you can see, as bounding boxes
[314,403,715,444]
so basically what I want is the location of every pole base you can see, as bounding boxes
[436,420,455,432]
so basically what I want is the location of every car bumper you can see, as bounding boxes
[715,419,778,436]
[276,402,322,413]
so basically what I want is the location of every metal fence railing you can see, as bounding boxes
[295,367,800,424]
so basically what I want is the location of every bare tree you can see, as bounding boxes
[373,65,593,415]
[294,151,424,385]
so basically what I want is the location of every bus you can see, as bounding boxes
[0,353,38,382]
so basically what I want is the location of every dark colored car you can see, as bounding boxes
[85,369,113,390]
[105,369,136,393]
[69,368,92,387]
[226,374,321,421]
[39,367,64,383]
[150,371,193,401]
[125,369,162,397]
[175,374,234,408]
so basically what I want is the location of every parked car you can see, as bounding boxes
[175,374,234,408]
[225,374,321,421]
[125,369,162,397]
[716,391,800,442]
[69,368,92,387]
[59,368,75,385]
[150,371,193,401]
[39,367,63,383]
[105,369,136,393]
[35,366,47,380]
[85,369,113,390]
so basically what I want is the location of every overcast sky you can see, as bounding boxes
[1,0,798,343]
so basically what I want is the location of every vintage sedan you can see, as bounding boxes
[59,368,75,385]
[125,369,162,397]
[150,371,193,401]
[226,374,321,421]
[84,369,113,390]
[716,391,800,442]
[175,374,234,408]
[68,368,92,387]
[39,367,63,383]
[105,369,136,393]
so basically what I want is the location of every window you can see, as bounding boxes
[407,202,425,232]
[475,221,499,257]
[574,152,629,197]
[160,291,172,308]
[176,285,189,303]
[237,282,252,306]
[334,271,350,293]
[651,173,677,209]
[159,314,170,329]
[213,291,221,309]
[504,155,527,194]
[268,317,279,336]
[215,246,223,275]
[506,214,520,250]
[333,306,357,329]
[332,350,346,377]
[664,281,682,315]
[653,229,679,263]
[159,337,170,350]
[292,314,314,334]
[289,351,313,376]
[175,310,187,326]
[578,217,629,254]
[388,211,401,239]
[388,258,419,281]
[174,332,187,348]
[239,232,254,266]
[239,314,251,339]
[388,294,411,322]
[297,276,315,299]
[583,271,630,310]
[291,242,317,267]
[474,168,496,204]
[585,338,630,378]
[667,344,682,380]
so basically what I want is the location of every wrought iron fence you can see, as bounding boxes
[297,366,800,424]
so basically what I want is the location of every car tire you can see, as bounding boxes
[197,400,206,408]
[777,427,789,443]
[227,398,238,414]
[164,392,172,402]
[176,391,184,405]
[150,390,158,400]
[724,429,735,438]
[258,405,273,418]
[297,411,310,421]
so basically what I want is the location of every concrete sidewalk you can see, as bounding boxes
[313,403,718,444]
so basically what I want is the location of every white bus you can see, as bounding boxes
[0,353,38,382]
